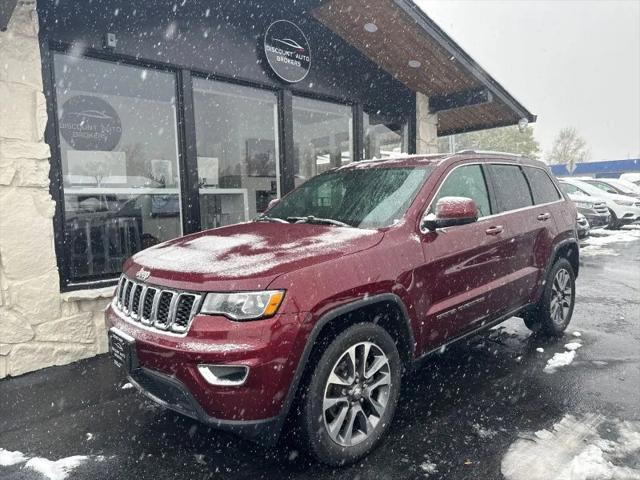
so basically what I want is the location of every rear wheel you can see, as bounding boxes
[524,258,576,336]
[299,323,401,466]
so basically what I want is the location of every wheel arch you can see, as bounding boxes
[274,293,416,439]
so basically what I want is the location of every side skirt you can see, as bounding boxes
[411,304,531,370]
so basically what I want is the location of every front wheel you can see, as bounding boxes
[607,209,621,229]
[524,258,576,336]
[299,323,402,466]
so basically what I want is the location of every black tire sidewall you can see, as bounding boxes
[540,258,576,335]
[301,323,402,466]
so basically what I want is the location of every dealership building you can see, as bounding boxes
[0,0,535,378]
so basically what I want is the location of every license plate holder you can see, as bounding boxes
[108,327,138,373]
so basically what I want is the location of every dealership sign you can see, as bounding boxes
[59,95,122,151]
[263,20,311,83]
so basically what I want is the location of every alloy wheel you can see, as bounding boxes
[550,268,573,327]
[322,341,391,447]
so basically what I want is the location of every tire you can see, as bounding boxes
[607,209,620,229]
[524,258,576,336]
[299,323,402,466]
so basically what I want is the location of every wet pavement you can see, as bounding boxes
[1,231,639,480]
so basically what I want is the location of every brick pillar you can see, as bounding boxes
[415,92,439,154]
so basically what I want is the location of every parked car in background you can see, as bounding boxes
[576,212,590,239]
[620,173,640,187]
[106,153,579,465]
[559,178,640,229]
[558,181,610,228]
[581,178,640,199]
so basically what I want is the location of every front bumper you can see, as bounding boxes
[105,303,304,442]
[580,210,610,228]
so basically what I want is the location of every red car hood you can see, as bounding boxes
[125,222,384,291]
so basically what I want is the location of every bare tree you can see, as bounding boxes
[547,127,590,166]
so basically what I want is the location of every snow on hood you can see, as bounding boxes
[131,222,383,280]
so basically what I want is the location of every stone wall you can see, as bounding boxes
[0,1,111,379]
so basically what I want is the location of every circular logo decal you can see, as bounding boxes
[263,20,311,83]
[59,95,122,151]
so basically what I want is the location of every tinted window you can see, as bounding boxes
[587,180,619,195]
[431,165,491,217]
[525,167,562,204]
[489,164,533,212]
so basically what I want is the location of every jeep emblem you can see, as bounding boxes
[135,268,151,281]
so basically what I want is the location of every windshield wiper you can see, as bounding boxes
[255,215,289,224]
[286,216,352,227]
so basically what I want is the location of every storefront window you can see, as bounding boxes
[193,79,279,229]
[364,112,408,159]
[292,96,353,187]
[53,53,181,284]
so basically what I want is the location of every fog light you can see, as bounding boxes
[197,364,249,386]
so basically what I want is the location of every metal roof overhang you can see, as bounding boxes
[313,0,536,136]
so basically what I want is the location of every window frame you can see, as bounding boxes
[43,41,414,291]
[522,166,563,205]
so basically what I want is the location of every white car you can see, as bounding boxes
[558,185,610,228]
[560,178,640,229]
[580,177,640,199]
[620,173,640,187]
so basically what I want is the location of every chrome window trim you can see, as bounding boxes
[419,160,566,233]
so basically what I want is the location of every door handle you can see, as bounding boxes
[537,212,551,221]
[485,225,503,235]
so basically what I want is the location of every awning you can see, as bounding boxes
[313,0,536,135]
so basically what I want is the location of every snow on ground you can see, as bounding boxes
[121,382,133,390]
[472,423,498,439]
[0,448,28,466]
[544,339,583,373]
[0,448,105,480]
[581,227,640,256]
[419,460,438,476]
[544,351,576,373]
[501,414,640,480]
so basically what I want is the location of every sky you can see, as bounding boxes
[416,0,640,161]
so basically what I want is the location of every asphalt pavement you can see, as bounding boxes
[1,231,639,480]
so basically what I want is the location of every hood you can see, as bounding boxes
[126,222,384,291]
[567,193,602,204]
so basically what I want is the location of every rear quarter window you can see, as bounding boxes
[488,164,533,212]
[524,167,562,204]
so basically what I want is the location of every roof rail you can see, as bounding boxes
[456,149,524,157]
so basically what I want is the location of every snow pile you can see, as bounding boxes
[472,423,498,439]
[501,414,640,480]
[0,449,28,466]
[581,227,640,256]
[0,448,105,480]
[543,339,583,373]
[121,382,133,390]
[544,351,576,373]
[133,227,378,278]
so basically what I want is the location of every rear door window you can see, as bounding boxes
[524,167,562,204]
[488,164,533,212]
[430,164,492,217]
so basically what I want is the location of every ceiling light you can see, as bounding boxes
[408,60,421,68]
[364,23,378,33]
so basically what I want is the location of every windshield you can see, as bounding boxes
[263,167,433,228]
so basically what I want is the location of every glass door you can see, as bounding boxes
[192,79,280,229]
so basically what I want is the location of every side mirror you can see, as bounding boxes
[267,198,279,210]
[422,196,478,231]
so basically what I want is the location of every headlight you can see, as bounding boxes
[200,290,285,320]
[575,201,593,209]
[614,199,634,206]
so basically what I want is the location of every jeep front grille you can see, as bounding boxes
[114,276,202,334]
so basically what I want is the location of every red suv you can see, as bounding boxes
[106,152,579,465]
